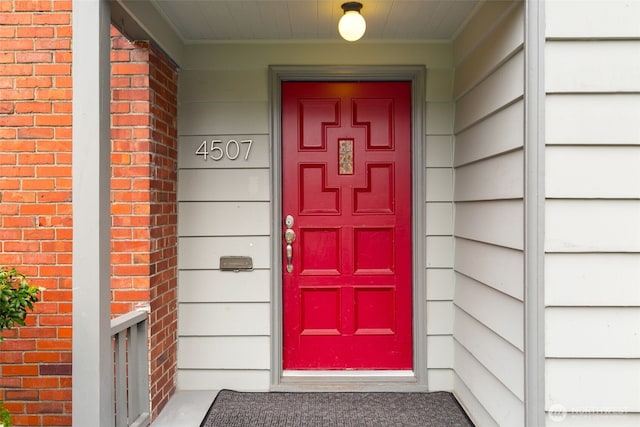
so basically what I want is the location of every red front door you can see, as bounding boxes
[282,81,412,370]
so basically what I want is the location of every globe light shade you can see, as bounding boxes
[338,4,366,42]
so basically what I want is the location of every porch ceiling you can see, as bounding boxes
[149,0,479,42]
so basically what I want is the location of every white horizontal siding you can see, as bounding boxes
[425,135,453,167]
[455,308,524,400]
[177,370,270,391]
[454,200,524,250]
[426,203,453,236]
[179,135,270,169]
[426,269,454,301]
[546,359,640,411]
[545,200,640,252]
[455,49,524,132]
[453,0,515,65]
[454,374,499,427]
[546,146,640,199]
[426,300,454,335]
[179,101,269,135]
[180,69,267,102]
[455,238,523,301]
[455,274,523,351]
[426,102,454,135]
[546,0,640,39]
[179,202,270,236]
[545,253,640,307]
[545,414,640,427]
[454,149,523,201]
[426,236,454,268]
[426,69,454,102]
[546,307,640,358]
[425,64,456,392]
[178,269,271,303]
[454,3,524,98]
[178,236,270,270]
[452,4,524,423]
[178,169,270,201]
[427,369,454,392]
[455,342,524,426]
[546,41,640,93]
[183,43,452,70]
[426,169,453,202]
[427,335,454,369]
[178,303,270,336]
[544,4,640,423]
[454,100,524,167]
[546,94,640,145]
[178,337,270,369]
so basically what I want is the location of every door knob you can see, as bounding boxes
[284,228,296,244]
[284,215,296,273]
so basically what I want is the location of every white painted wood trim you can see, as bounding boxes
[111,0,184,66]
[72,0,113,425]
[524,1,546,425]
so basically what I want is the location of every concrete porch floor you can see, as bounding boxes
[151,389,475,426]
[151,390,219,427]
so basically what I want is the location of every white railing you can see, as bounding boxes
[111,310,150,427]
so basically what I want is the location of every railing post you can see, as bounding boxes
[137,319,150,422]
[115,332,127,427]
[111,310,150,427]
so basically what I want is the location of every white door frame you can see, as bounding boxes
[269,65,427,391]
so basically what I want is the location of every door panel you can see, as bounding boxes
[282,81,412,370]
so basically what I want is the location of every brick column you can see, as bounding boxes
[110,27,179,420]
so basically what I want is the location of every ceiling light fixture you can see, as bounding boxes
[338,2,366,42]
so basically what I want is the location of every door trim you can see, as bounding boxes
[269,66,426,391]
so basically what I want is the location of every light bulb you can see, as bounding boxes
[338,10,366,41]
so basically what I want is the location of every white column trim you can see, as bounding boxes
[72,0,113,425]
[524,1,546,425]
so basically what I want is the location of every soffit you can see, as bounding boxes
[149,0,480,42]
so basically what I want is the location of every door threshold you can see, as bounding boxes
[273,370,428,392]
[283,370,415,378]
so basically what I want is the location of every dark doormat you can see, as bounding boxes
[200,389,475,427]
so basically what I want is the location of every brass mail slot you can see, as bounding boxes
[219,256,253,272]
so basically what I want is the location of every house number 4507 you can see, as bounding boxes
[195,139,253,161]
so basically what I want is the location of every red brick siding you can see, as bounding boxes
[146,41,179,420]
[110,28,153,316]
[0,1,73,425]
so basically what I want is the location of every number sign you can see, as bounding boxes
[195,139,253,161]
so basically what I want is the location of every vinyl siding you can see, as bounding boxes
[452,2,525,425]
[176,42,456,391]
[544,1,640,423]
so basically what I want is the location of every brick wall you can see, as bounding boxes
[0,1,74,425]
[0,1,179,424]
[145,39,179,419]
